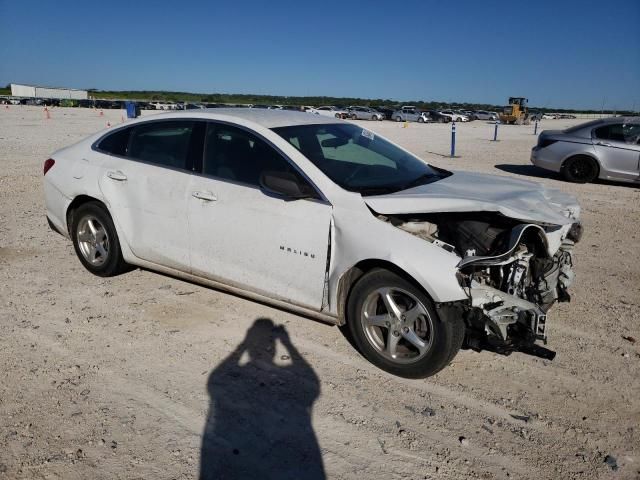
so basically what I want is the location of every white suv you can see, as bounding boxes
[44,109,581,377]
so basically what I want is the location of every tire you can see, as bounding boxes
[335,113,341,119]
[394,116,402,122]
[371,115,377,121]
[346,269,464,378]
[351,113,358,120]
[70,201,129,277]
[437,117,444,123]
[418,117,424,123]
[562,155,599,183]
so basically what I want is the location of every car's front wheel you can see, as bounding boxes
[562,155,599,183]
[71,201,129,277]
[394,116,402,122]
[346,269,464,378]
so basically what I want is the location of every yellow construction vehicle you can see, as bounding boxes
[499,97,531,125]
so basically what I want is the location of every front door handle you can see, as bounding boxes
[192,191,217,201]
[596,141,612,147]
[107,170,127,181]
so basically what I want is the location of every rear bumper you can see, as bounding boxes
[530,147,562,172]
[44,180,71,239]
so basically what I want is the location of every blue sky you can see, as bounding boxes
[0,0,638,110]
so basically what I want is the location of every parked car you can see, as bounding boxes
[423,110,451,123]
[370,106,394,120]
[542,113,558,120]
[312,106,349,119]
[529,110,543,121]
[347,106,384,121]
[531,117,640,184]
[439,110,469,122]
[558,114,577,119]
[461,110,477,120]
[44,109,581,378]
[392,106,422,122]
[474,110,498,121]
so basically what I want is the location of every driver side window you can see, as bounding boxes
[203,123,294,186]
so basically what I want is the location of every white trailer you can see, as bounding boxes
[10,83,88,100]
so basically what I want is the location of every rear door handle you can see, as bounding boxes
[192,191,217,201]
[106,170,127,181]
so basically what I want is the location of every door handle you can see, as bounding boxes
[596,141,612,147]
[192,191,217,201]
[106,170,127,181]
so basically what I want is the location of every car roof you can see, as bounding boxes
[563,116,639,133]
[135,108,344,128]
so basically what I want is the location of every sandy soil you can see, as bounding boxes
[0,106,638,480]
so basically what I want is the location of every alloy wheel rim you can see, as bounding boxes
[360,287,434,364]
[570,160,592,180]
[76,215,110,266]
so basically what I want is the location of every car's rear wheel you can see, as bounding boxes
[418,117,424,123]
[562,155,599,183]
[346,269,464,378]
[335,113,341,119]
[394,116,402,122]
[371,115,377,121]
[71,201,129,277]
[351,113,358,120]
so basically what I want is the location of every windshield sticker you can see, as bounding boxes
[361,129,375,141]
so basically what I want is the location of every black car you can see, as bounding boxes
[372,106,395,120]
[424,110,451,123]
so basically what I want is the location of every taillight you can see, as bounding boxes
[537,137,557,148]
[43,158,55,175]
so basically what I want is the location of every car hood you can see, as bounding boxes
[363,171,580,225]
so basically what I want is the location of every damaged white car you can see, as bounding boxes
[44,109,581,378]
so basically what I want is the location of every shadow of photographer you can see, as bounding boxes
[200,318,325,480]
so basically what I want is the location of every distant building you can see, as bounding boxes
[10,83,88,100]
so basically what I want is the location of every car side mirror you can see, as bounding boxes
[260,171,316,199]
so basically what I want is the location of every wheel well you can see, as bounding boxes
[561,154,600,176]
[336,259,428,325]
[66,195,106,235]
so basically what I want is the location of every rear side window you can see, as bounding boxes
[98,127,132,156]
[594,124,626,142]
[128,121,196,170]
[623,123,640,145]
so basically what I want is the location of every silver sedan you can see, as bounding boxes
[347,106,384,121]
[531,117,640,184]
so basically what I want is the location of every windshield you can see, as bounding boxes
[272,123,449,195]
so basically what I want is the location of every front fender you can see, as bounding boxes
[328,205,467,318]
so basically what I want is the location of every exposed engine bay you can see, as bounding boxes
[379,212,582,360]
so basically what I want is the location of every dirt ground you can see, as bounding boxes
[1,106,638,480]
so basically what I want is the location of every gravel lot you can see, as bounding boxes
[1,106,638,479]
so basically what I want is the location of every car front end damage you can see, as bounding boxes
[378,211,582,360]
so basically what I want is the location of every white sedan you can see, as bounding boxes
[44,109,581,378]
[439,110,469,122]
[308,105,349,119]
